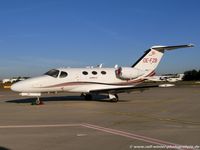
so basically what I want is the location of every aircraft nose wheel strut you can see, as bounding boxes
[32,97,44,105]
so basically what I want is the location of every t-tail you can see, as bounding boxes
[131,44,194,77]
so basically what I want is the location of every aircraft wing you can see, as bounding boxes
[89,84,163,94]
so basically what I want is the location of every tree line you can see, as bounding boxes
[183,69,200,81]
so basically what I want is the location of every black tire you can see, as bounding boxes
[85,94,92,100]
[110,98,118,103]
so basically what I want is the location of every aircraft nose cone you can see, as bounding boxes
[11,82,22,92]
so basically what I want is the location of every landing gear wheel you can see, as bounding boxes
[84,94,92,100]
[114,94,118,100]
[109,94,119,102]
[31,97,44,105]
[110,98,118,102]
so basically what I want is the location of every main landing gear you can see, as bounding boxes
[109,94,119,102]
[81,93,92,100]
[31,97,44,105]
[81,93,119,102]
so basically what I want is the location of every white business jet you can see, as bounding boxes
[11,44,194,104]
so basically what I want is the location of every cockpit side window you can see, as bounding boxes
[44,69,60,78]
[59,71,68,78]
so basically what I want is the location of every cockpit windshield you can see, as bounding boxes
[44,69,60,78]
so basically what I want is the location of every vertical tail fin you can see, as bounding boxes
[131,44,194,76]
[131,48,163,71]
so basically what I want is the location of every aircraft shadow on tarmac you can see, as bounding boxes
[0,146,11,150]
[6,95,129,104]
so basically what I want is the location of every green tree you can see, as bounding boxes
[183,69,200,81]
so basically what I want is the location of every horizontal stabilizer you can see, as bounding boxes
[151,44,194,51]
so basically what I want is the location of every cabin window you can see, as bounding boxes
[59,71,68,78]
[92,71,97,75]
[82,71,88,75]
[101,71,106,75]
[44,69,59,78]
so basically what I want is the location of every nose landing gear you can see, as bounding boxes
[31,97,44,105]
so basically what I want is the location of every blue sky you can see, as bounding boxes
[0,0,199,78]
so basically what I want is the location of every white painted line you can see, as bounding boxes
[0,123,194,150]
[0,124,80,129]
[81,123,176,145]
[81,123,193,150]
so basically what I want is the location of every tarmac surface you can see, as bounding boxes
[0,84,200,150]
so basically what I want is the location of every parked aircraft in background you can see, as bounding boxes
[166,74,184,82]
[2,77,29,84]
[11,44,194,105]
[146,74,184,82]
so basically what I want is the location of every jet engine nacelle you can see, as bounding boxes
[115,67,144,80]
